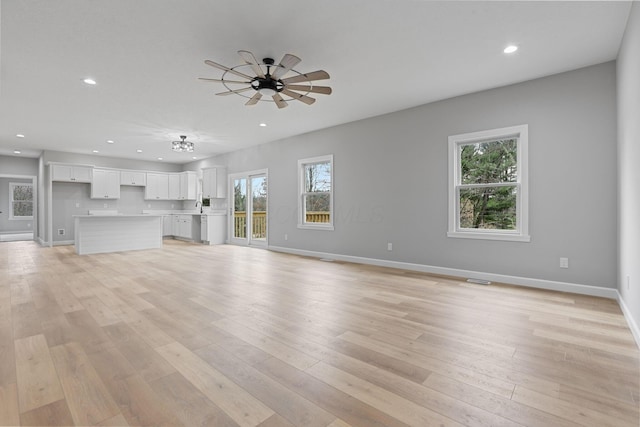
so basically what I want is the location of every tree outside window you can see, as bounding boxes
[448,125,529,242]
[10,182,33,220]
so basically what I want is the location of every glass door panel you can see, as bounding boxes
[233,178,247,240]
[250,175,267,243]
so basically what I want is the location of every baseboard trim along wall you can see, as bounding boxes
[53,240,74,246]
[268,245,618,299]
[617,292,640,349]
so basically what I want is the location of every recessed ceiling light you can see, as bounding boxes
[92,150,99,153]
[16,134,25,138]
[157,157,163,161]
[83,78,97,85]
[192,157,197,160]
[13,150,21,154]
[259,123,267,127]
[503,45,518,54]
[136,149,142,153]
[106,140,114,144]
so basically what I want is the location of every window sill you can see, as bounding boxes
[447,231,530,242]
[9,217,33,221]
[298,224,334,231]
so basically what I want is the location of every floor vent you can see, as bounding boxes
[467,278,491,285]
[319,258,334,262]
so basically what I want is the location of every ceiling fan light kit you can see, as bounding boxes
[200,50,332,109]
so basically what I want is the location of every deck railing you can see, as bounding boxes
[233,211,330,238]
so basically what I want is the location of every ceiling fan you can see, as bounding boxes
[199,50,331,109]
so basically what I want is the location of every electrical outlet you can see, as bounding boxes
[387,242,393,251]
[171,204,175,208]
[103,203,108,208]
[559,257,569,269]
[75,202,80,208]
[284,234,288,241]
[627,275,630,290]
[57,229,65,236]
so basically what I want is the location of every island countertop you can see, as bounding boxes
[74,214,163,255]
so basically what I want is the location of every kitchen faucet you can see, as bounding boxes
[195,200,203,214]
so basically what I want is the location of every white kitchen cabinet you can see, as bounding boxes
[162,215,173,236]
[202,167,227,199]
[201,213,226,245]
[121,171,146,186]
[91,169,120,199]
[145,173,169,200]
[168,174,181,200]
[51,164,92,183]
[179,171,197,200]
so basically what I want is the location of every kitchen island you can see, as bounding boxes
[74,214,163,255]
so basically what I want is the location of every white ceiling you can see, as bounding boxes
[0,0,632,164]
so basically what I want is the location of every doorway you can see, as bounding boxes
[0,174,37,242]
[229,170,268,247]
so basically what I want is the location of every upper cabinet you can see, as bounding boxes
[145,171,196,200]
[145,173,170,200]
[202,167,227,199]
[179,171,197,200]
[168,174,181,200]
[121,171,146,186]
[51,164,92,183]
[91,169,121,199]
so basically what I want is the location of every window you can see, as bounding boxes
[10,182,33,220]
[298,155,334,230]
[448,125,529,242]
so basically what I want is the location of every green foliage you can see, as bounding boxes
[459,139,517,230]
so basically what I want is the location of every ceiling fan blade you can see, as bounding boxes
[271,53,302,80]
[272,93,288,109]
[215,87,253,96]
[198,77,250,84]
[205,60,253,80]
[245,92,262,106]
[281,70,330,84]
[285,84,332,95]
[281,88,316,105]
[238,50,265,78]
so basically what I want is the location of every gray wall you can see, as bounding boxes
[0,155,39,175]
[0,177,33,233]
[617,3,640,338]
[190,62,617,289]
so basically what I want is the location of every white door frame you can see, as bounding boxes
[228,169,268,247]
[0,173,37,241]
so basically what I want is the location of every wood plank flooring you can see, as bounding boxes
[0,239,638,426]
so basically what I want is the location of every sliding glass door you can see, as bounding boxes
[229,170,268,246]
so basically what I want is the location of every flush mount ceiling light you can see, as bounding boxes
[83,78,97,85]
[199,50,331,109]
[172,135,194,153]
[504,45,518,54]
[16,134,25,138]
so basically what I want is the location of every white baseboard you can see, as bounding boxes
[53,240,74,246]
[617,292,640,349]
[268,245,618,300]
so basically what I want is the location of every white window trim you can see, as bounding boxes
[9,182,34,220]
[447,124,530,242]
[298,154,334,231]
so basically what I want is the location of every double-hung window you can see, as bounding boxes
[9,182,34,220]
[298,154,334,230]
[448,124,529,242]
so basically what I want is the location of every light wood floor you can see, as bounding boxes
[1,239,638,427]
